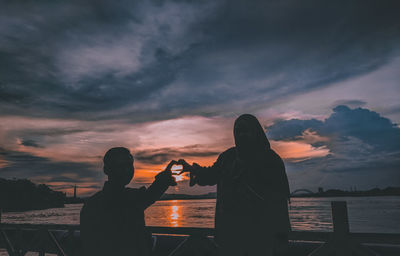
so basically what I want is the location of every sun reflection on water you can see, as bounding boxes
[169,200,181,227]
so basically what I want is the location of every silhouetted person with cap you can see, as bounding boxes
[80,147,177,256]
[179,114,291,256]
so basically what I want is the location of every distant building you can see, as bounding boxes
[318,187,324,193]
[74,185,77,199]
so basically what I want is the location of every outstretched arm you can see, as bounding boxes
[142,160,177,209]
[178,154,224,186]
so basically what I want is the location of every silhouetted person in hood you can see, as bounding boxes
[179,114,291,256]
[80,147,177,256]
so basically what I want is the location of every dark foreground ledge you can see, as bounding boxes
[1,223,400,256]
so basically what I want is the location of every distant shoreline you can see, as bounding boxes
[156,187,400,201]
[290,187,400,198]
[59,187,400,205]
[2,177,398,212]
[159,194,400,201]
[291,194,400,198]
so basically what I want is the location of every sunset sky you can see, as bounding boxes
[1,0,399,196]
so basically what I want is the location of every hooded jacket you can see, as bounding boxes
[190,114,291,255]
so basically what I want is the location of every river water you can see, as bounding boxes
[2,196,400,233]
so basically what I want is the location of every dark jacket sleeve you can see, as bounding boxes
[192,148,233,186]
[140,170,172,209]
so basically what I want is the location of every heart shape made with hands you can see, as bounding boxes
[170,164,184,174]
[170,162,196,186]
[164,163,185,182]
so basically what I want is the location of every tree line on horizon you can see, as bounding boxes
[0,178,66,212]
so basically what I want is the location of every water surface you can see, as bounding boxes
[2,196,400,233]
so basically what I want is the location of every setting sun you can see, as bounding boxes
[172,166,186,182]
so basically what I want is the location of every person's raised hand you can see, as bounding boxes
[177,159,194,174]
[177,159,201,187]
[165,160,178,172]
[156,160,178,186]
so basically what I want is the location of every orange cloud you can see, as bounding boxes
[271,140,330,161]
[0,157,9,168]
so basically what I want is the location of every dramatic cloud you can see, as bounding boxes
[267,105,400,190]
[19,139,43,148]
[332,100,366,109]
[134,145,220,165]
[0,147,101,184]
[268,105,400,152]
[0,0,399,122]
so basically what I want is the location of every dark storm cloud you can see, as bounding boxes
[19,128,89,137]
[0,0,399,122]
[0,147,101,183]
[19,139,42,148]
[268,105,400,152]
[267,106,400,179]
[266,119,324,142]
[332,100,366,108]
[134,145,220,164]
[267,106,400,189]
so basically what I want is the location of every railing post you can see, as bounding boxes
[308,201,351,256]
[39,228,46,256]
[331,201,351,256]
[309,201,379,256]
[331,201,350,236]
